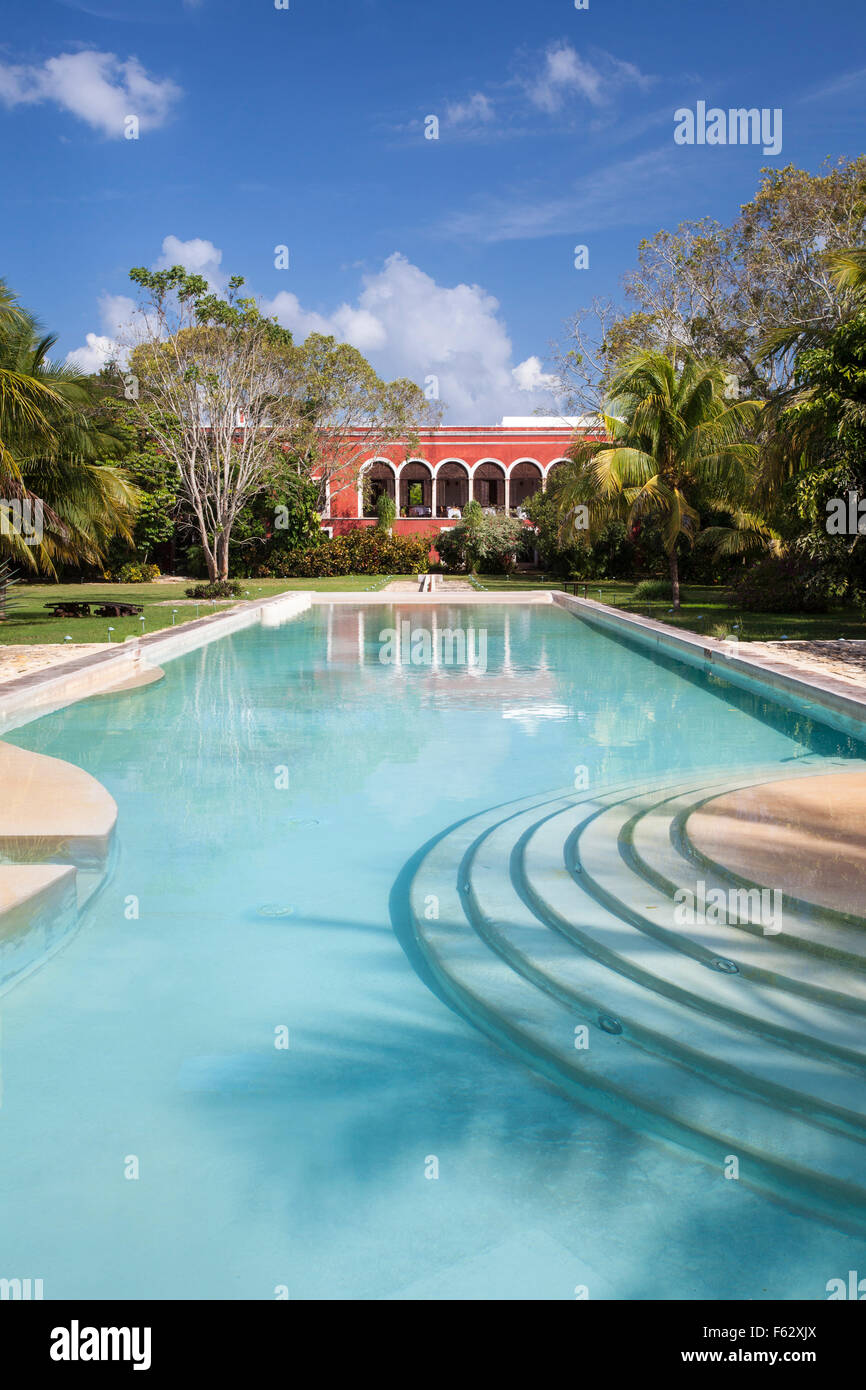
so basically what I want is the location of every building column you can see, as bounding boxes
[431,472,438,518]
[504,473,511,515]
[467,470,474,506]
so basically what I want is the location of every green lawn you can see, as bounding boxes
[473,575,866,642]
[2,574,863,647]
[0,575,390,645]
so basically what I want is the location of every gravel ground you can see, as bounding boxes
[0,644,109,684]
[746,639,866,691]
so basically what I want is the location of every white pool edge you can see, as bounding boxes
[0,590,314,734]
[2,586,864,742]
[554,593,866,740]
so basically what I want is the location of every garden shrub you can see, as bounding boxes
[104,562,161,583]
[185,580,244,599]
[436,511,525,573]
[252,528,435,578]
[632,578,691,602]
[376,493,396,531]
[727,554,842,613]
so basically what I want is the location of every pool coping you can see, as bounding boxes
[553,593,866,739]
[0,589,314,734]
[2,586,864,739]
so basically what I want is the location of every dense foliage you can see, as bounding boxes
[252,528,435,577]
[727,553,843,613]
[435,501,526,573]
[185,580,244,599]
[0,280,137,576]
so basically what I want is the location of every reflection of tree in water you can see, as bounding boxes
[178,998,849,1299]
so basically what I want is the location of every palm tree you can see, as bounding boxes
[827,246,866,295]
[557,350,763,608]
[0,279,138,575]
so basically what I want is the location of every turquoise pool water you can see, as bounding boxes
[1,601,864,1300]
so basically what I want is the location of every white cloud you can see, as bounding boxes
[511,355,559,393]
[71,242,557,422]
[263,292,388,354]
[264,252,558,424]
[155,235,226,291]
[65,292,138,372]
[446,92,495,126]
[441,146,676,243]
[0,50,180,137]
[525,42,652,113]
[99,293,139,338]
[66,333,118,374]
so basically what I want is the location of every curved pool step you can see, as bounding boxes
[627,777,866,973]
[0,739,117,994]
[406,766,866,1231]
[523,799,866,1072]
[676,769,866,940]
[568,785,866,1014]
[465,799,866,1136]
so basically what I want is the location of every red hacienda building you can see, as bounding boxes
[320,417,601,544]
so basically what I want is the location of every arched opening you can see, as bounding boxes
[398,461,433,517]
[545,458,571,496]
[510,461,543,514]
[435,461,469,517]
[360,462,396,518]
[474,461,506,511]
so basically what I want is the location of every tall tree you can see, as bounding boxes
[556,158,866,413]
[556,351,763,608]
[125,268,437,579]
[126,267,304,581]
[0,279,136,573]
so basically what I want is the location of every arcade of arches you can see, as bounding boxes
[360,459,564,519]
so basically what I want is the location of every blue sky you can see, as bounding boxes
[1,0,864,421]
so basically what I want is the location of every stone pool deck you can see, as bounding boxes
[0,643,109,683]
[746,640,866,697]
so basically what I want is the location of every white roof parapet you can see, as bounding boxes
[499,415,598,429]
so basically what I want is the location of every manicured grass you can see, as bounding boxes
[589,584,866,643]
[473,575,866,642]
[0,575,389,645]
[3,574,864,646]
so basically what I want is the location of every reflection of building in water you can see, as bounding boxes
[322,604,560,706]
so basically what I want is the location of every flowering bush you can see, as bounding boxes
[104,562,161,583]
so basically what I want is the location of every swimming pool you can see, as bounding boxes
[1,601,864,1299]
